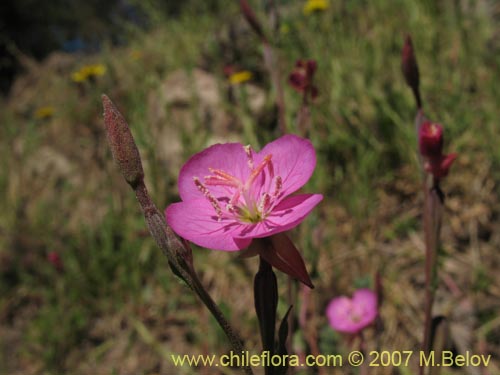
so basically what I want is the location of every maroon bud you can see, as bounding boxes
[254,257,278,355]
[288,59,319,101]
[102,95,144,188]
[47,251,63,272]
[288,72,306,91]
[402,35,420,89]
[240,0,267,42]
[249,233,314,288]
[419,121,443,158]
[305,59,317,76]
[310,86,319,100]
[402,34,422,108]
[425,153,457,179]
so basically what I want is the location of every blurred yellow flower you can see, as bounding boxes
[85,64,106,77]
[229,71,253,85]
[303,0,329,14]
[71,64,107,83]
[71,71,86,83]
[34,106,55,120]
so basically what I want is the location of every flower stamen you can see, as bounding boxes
[246,154,273,189]
[244,145,254,170]
[205,168,242,188]
[258,193,272,215]
[194,177,223,220]
[273,176,282,197]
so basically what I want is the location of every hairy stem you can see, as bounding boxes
[102,95,253,375]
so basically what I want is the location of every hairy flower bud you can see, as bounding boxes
[102,95,144,188]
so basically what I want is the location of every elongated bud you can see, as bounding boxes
[240,0,267,43]
[254,257,278,357]
[402,34,422,108]
[248,234,314,288]
[102,94,144,188]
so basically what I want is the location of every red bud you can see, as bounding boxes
[419,121,444,158]
[240,0,267,42]
[425,153,457,179]
[249,233,314,288]
[402,34,422,108]
[47,251,63,272]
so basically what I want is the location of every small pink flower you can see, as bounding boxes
[326,289,378,334]
[418,120,457,179]
[166,135,323,252]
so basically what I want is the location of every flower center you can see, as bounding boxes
[193,145,283,223]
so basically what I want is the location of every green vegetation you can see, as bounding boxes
[1,1,499,373]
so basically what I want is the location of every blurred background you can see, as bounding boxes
[1,0,499,374]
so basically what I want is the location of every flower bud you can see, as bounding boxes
[419,121,443,158]
[102,95,144,188]
[402,34,422,108]
[254,257,278,354]
[401,34,420,92]
[424,153,457,179]
[240,0,267,42]
[288,59,319,100]
[47,251,63,272]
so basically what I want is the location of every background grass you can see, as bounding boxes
[1,0,499,374]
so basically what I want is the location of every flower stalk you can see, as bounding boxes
[254,256,278,374]
[102,95,253,375]
[240,0,287,134]
[288,59,318,136]
[401,36,456,375]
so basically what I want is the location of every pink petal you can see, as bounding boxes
[352,289,378,324]
[255,135,317,197]
[326,289,378,334]
[235,194,323,239]
[326,297,358,333]
[165,200,252,251]
[178,142,250,201]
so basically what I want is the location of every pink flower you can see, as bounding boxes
[166,135,323,252]
[326,289,378,334]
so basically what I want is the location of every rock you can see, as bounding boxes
[147,68,265,172]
